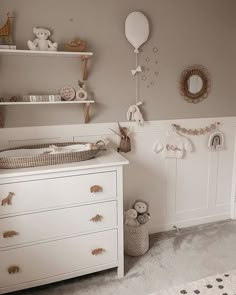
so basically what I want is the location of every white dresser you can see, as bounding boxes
[0,150,128,294]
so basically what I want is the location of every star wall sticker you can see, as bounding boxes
[139,45,159,88]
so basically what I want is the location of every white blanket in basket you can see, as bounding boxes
[0,144,94,158]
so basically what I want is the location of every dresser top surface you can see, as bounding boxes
[0,149,129,178]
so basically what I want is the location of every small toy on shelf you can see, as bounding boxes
[0,96,19,103]
[27,28,58,51]
[0,12,14,45]
[10,96,17,102]
[76,81,88,101]
[60,86,76,101]
[64,39,86,52]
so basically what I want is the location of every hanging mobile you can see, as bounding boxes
[208,122,224,151]
[125,11,150,124]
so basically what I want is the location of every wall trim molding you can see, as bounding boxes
[0,116,235,233]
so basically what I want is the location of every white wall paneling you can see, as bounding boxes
[1,116,236,234]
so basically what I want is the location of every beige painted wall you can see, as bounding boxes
[1,0,236,127]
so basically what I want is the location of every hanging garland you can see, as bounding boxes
[173,122,220,136]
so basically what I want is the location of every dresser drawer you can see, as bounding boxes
[0,201,117,248]
[0,229,117,289]
[0,171,117,216]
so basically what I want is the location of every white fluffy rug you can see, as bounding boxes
[153,269,236,294]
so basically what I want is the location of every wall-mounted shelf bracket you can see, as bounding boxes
[0,107,4,128]
[81,56,89,81]
[83,102,91,123]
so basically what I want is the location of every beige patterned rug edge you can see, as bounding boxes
[151,269,236,295]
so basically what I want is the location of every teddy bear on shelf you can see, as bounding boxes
[133,200,150,225]
[124,209,140,227]
[27,28,58,51]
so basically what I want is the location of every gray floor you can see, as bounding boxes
[15,220,236,295]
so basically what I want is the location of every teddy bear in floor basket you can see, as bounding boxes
[124,200,150,256]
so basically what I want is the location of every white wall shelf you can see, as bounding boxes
[0,100,95,106]
[0,49,94,127]
[0,49,93,57]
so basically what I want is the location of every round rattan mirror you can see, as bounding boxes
[180,66,210,103]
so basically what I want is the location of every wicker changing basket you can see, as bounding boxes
[124,223,149,256]
[0,141,105,169]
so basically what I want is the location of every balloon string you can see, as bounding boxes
[135,52,138,105]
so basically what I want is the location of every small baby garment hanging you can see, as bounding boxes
[153,131,192,159]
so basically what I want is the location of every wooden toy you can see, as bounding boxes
[64,39,86,52]
[1,192,15,206]
[90,185,103,193]
[3,230,18,239]
[0,12,14,45]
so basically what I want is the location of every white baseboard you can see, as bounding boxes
[149,213,231,234]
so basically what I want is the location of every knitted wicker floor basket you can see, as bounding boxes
[124,223,149,257]
[0,141,105,169]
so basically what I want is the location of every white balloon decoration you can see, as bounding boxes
[125,11,149,53]
[125,11,150,125]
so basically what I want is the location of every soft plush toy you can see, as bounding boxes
[133,200,148,214]
[137,213,150,224]
[124,209,139,226]
[133,200,150,225]
[28,28,58,51]
[127,101,144,125]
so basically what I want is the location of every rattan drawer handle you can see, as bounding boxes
[1,192,15,206]
[8,266,20,274]
[90,214,103,223]
[3,231,18,239]
[90,185,103,193]
[91,248,105,256]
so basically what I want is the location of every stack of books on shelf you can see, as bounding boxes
[23,95,61,102]
[0,45,16,50]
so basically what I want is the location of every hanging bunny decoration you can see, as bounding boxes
[125,11,150,125]
[127,102,144,124]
